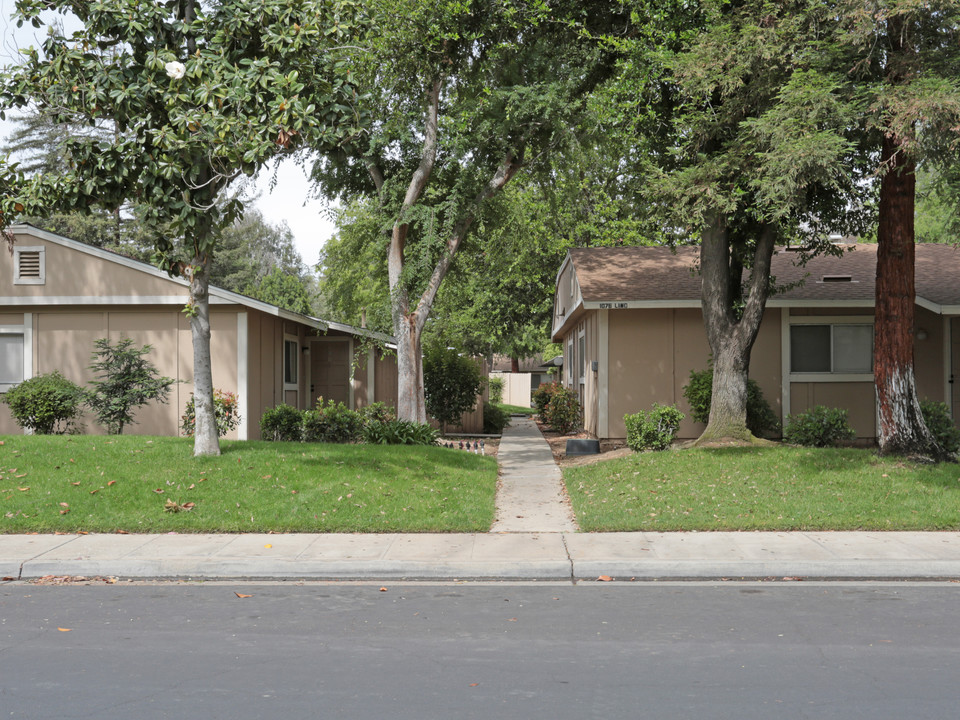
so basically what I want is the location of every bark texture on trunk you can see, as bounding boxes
[695,212,776,445]
[873,15,943,460]
[189,255,221,457]
[874,132,940,457]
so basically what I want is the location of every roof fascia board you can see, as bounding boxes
[555,250,574,287]
[581,300,701,310]
[323,320,396,344]
[10,224,326,330]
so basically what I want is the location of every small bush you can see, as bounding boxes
[181,389,240,438]
[362,418,438,445]
[2,371,85,434]
[624,403,685,452]
[920,400,960,454]
[783,406,856,447]
[86,337,176,435]
[260,404,303,442]
[488,377,504,404]
[682,367,780,437]
[423,344,483,428]
[483,402,510,434]
[302,399,363,443]
[544,385,581,434]
[532,381,560,418]
[359,402,396,426]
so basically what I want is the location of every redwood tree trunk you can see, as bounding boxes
[873,15,941,459]
[189,255,221,457]
[874,132,939,457]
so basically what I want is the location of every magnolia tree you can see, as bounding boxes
[1,0,365,455]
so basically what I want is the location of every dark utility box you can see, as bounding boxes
[565,439,600,457]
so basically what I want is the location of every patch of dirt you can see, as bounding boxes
[438,437,499,459]
[536,420,630,467]
[29,575,119,585]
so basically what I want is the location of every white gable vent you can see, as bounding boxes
[14,246,45,285]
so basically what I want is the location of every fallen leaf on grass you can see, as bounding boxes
[89,489,99,495]
[59,503,70,515]
[18,487,29,492]
[597,575,613,582]
[164,500,195,513]
[235,592,253,598]
[70,482,81,486]
[107,481,116,486]
[153,488,164,494]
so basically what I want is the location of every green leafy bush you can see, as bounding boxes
[86,337,176,435]
[359,402,397,426]
[682,368,780,437]
[482,402,510,434]
[624,403,685,451]
[260,404,303,442]
[302,399,363,443]
[181,389,240,438]
[532,381,560,418]
[362,418,438,445]
[783,406,856,447]
[920,400,960,454]
[544,385,581,434]
[423,344,483,428]
[2,371,85,434]
[488,377,504,404]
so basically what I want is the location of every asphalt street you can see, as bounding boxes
[2,580,959,720]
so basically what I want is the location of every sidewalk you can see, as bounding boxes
[4,531,960,580]
[3,419,960,581]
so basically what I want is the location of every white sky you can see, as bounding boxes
[0,1,336,267]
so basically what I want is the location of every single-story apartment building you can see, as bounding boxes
[551,243,960,442]
[1,224,398,439]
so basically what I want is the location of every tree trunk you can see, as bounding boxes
[874,132,940,458]
[189,254,221,457]
[872,14,943,459]
[394,314,427,423]
[511,357,520,373]
[694,212,776,445]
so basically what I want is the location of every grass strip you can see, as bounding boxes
[496,403,537,416]
[0,435,497,534]
[565,446,960,531]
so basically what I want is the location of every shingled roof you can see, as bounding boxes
[566,243,960,308]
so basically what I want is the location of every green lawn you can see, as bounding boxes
[496,403,536,416]
[565,446,960,531]
[0,435,497,534]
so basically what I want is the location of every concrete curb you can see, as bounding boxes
[4,531,960,581]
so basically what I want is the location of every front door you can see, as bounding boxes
[310,339,351,407]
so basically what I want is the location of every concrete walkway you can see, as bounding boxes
[3,531,960,581]
[490,416,577,533]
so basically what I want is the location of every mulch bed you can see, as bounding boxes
[535,420,631,467]
[438,436,500,459]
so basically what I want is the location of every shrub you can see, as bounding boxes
[302,398,363,443]
[920,400,960,454]
[682,367,780,437]
[362,418,438,445]
[532,381,560,418]
[483,401,510,434]
[1,371,85,434]
[86,337,176,435]
[624,403,685,452]
[260,404,304,442]
[544,385,581,434]
[783,406,856,447]
[181,389,240,438]
[359,402,396,426]
[423,344,483,428]
[488,376,504,404]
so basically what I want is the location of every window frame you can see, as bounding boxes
[283,337,299,388]
[788,319,874,382]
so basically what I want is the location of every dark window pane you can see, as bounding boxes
[791,325,831,372]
